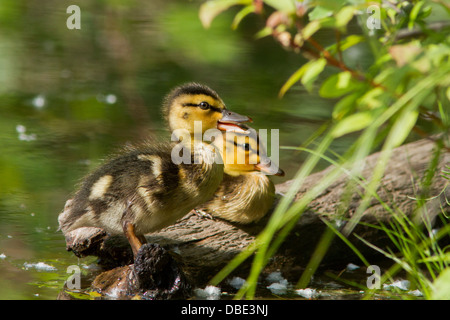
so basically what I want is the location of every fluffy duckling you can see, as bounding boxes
[58,83,250,256]
[196,126,284,224]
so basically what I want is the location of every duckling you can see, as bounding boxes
[196,126,284,224]
[58,83,250,256]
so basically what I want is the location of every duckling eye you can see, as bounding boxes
[198,101,210,110]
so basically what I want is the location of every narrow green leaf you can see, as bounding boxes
[335,6,355,27]
[279,58,327,96]
[426,43,450,67]
[337,71,351,89]
[388,109,418,148]
[199,0,251,28]
[321,218,371,267]
[279,64,308,98]
[308,6,333,20]
[319,72,362,98]
[254,26,273,39]
[302,20,321,40]
[339,35,364,51]
[386,7,397,24]
[408,0,424,30]
[301,58,327,92]
[358,87,386,109]
[315,0,347,10]
[231,4,254,30]
[332,92,359,120]
[331,111,373,138]
[263,0,296,13]
[325,35,364,56]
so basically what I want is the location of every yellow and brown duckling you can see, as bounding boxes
[196,126,284,224]
[58,83,250,256]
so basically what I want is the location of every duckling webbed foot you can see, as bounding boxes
[122,221,142,257]
[122,200,148,257]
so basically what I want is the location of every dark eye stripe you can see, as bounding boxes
[182,103,200,107]
[182,103,222,113]
[232,140,253,152]
[209,105,222,113]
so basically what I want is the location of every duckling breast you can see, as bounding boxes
[178,142,224,201]
[200,172,275,224]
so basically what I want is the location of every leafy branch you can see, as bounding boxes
[200,0,450,299]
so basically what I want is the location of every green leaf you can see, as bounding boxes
[408,0,424,30]
[254,26,273,39]
[315,0,346,10]
[231,4,255,29]
[426,44,450,67]
[339,35,365,50]
[386,7,397,24]
[308,6,333,20]
[335,6,355,28]
[279,58,327,96]
[332,92,360,120]
[319,72,362,98]
[357,87,386,109]
[317,16,337,28]
[279,64,309,98]
[388,108,418,148]
[331,111,374,138]
[302,20,321,40]
[263,0,296,13]
[199,0,251,28]
[301,58,327,92]
[325,35,364,55]
[337,71,351,89]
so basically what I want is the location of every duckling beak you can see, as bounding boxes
[218,110,252,133]
[254,160,285,176]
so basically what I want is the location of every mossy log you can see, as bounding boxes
[62,137,450,298]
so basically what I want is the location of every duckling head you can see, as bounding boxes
[162,83,250,136]
[219,127,285,177]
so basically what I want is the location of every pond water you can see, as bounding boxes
[0,1,411,300]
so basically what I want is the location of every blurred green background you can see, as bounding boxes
[0,0,363,299]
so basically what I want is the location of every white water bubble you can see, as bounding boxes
[295,288,319,299]
[23,262,57,271]
[228,277,246,290]
[105,94,117,104]
[266,271,290,295]
[16,124,26,133]
[267,282,288,295]
[346,263,360,271]
[194,285,221,300]
[16,124,36,141]
[383,279,410,291]
[266,271,285,283]
[32,94,46,109]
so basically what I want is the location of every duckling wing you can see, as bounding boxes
[58,149,181,235]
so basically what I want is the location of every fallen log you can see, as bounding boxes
[61,136,450,297]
